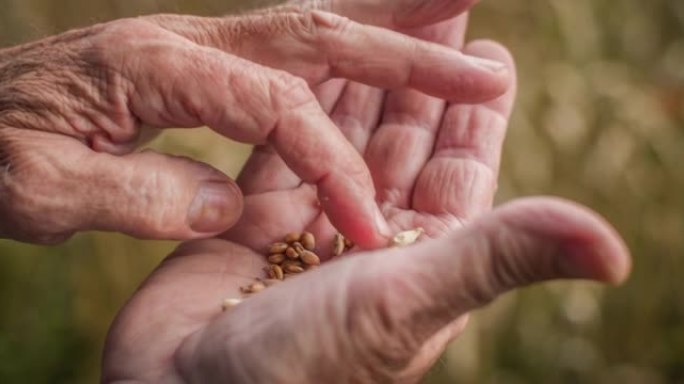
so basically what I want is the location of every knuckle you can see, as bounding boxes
[269,73,316,112]
[81,19,163,148]
[308,10,354,36]
[95,18,161,48]
[120,153,194,237]
[250,72,317,141]
[295,11,354,62]
[122,169,169,235]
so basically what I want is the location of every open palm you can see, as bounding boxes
[102,11,630,384]
[223,15,512,255]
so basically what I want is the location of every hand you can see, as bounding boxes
[226,13,507,254]
[0,1,508,246]
[101,13,632,384]
[101,202,630,384]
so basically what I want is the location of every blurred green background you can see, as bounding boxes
[1,0,683,383]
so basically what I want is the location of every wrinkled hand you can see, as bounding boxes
[102,204,629,384]
[0,0,508,245]
[101,12,631,384]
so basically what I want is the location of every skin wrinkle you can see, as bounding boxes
[290,0,333,13]
[485,223,525,299]
[309,11,352,80]
[343,262,425,382]
[151,15,240,52]
[399,267,463,345]
[437,104,473,154]
[99,15,627,384]
[495,209,583,282]
[447,229,500,308]
[213,297,298,383]
[470,216,562,304]
[2,7,577,383]
[434,105,505,168]
[0,142,75,240]
[75,61,138,145]
[0,21,136,146]
[294,280,350,383]
[326,272,359,382]
[170,55,208,128]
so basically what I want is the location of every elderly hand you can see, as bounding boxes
[101,12,632,384]
[0,0,508,246]
[103,200,629,384]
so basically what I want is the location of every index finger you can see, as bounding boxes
[111,27,390,247]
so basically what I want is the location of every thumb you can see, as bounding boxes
[0,130,242,243]
[82,149,244,239]
[174,198,630,384]
[297,197,631,382]
[348,197,631,360]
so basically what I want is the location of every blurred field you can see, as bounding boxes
[1,0,683,383]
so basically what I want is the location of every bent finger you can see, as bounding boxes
[117,37,388,247]
[0,129,242,241]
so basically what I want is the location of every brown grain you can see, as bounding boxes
[268,253,286,264]
[269,264,285,280]
[300,250,321,266]
[301,232,316,250]
[285,246,299,260]
[284,264,305,274]
[269,242,289,254]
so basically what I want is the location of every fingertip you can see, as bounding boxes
[439,51,511,104]
[464,39,515,69]
[462,39,517,112]
[317,175,390,249]
[495,197,632,285]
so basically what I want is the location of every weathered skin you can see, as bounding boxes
[101,5,631,383]
[0,0,508,247]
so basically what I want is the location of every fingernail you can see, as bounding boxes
[464,55,507,72]
[188,181,241,234]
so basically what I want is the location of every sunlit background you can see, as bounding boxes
[1,0,683,383]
